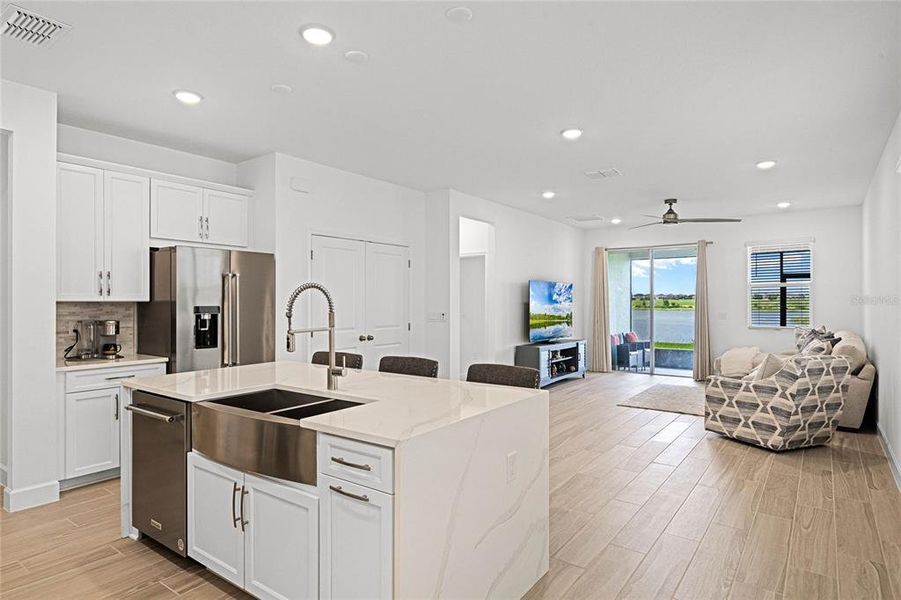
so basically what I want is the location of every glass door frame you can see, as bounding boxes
[609,243,698,377]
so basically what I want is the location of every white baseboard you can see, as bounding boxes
[877,423,901,494]
[3,480,60,512]
[59,468,119,491]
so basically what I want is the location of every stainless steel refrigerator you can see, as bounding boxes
[138,246,275,373]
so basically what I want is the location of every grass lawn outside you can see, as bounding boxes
[653,341,695,350]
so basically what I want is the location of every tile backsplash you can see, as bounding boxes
[56,302,137,359]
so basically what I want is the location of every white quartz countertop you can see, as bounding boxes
[57,354,168,372]
[122,361,547,447]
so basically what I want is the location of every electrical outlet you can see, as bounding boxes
[506,451,518,483]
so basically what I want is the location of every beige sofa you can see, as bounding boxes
[713,329,874,430]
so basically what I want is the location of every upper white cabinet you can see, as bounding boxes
[151,180,249,247]
[57,163,149,301]
[203,189,249,246]
[150,180,204,243]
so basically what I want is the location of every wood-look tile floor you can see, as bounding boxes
[1,372,898,599]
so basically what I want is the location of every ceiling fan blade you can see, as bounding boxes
[641,214,661,219]
[676,217,743,223]
[629,222,662,230]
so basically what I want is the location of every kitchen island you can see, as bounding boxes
[120,361,549,599]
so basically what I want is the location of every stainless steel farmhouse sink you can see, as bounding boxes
[192,389,361,485]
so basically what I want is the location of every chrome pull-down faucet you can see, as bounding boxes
[285,282,345,390]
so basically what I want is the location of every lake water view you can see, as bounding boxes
[630,309,694,343]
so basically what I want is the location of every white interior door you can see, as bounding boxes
[459,254,487,378]
[363,242,410,368]
[310,235,367,361]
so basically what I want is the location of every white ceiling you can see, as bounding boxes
[3,1,900,227]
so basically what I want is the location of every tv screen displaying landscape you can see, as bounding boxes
[529,280,574,343]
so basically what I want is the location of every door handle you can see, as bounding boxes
[366,335,374,341]
[98,271,103,296]
[124,404,180,422]
[231,482,240,529]
[114,393,119,420]
[330,456,372,471]
[359,335,367,342]
[329,485,369,503]
[232,273,240,366]
[198,216,204,239]
[222,273,231,367]
[204,217,210,239]
[239,485,248,531]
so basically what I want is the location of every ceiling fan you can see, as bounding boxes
[630,199,742,229]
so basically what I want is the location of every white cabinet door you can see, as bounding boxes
[150,179,204,242]
[244,473,319,600]
[310,235,368,358]
[104,171,149,301]
[57,163,104,300]
[203,189,248,247]
[364,242,410,368]
[65,387,120,478]
[187,452,245,588]
[319,474,393,600]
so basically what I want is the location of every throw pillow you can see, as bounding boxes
[801,338,832,356]
[832,336,867,373]
[624,331,640,343]
[756,353,787,379]
[610,333,622,345]
[794,325,827,350]
[720,346,761,377]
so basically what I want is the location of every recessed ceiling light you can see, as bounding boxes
[445,6,473,23]
[756,160,777,170]
[299,24,335,46]
[270,83,293,94]
[541,191,556,200]
[173,90,203,105]
[777,202,791,209]
[611,217,622,225]
[344,50,369,63]
[560,128,583,141]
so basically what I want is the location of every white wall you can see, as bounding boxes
[861,109,901,480]
[58,124,237,185]
[1,80,59,511]
[0,130,9,485]
[240,153,428,364]
[582,206,864,360]
[447,190,585,379]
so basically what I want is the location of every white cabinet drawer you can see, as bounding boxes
[65,363,166,392]
[317,434,394,494]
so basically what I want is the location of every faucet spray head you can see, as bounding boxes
[287,332,296,353]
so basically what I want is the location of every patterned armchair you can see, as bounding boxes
[705,354,850,451]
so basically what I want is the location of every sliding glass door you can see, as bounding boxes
[608,245,697,377]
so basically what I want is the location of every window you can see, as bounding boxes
[747,243,811,328]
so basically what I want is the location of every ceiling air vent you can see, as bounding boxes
[1,4,71,48]
[585,168,623,180]
[567,215,605,224]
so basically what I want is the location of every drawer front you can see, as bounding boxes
[66,363,166,392]
[318,434,394,494]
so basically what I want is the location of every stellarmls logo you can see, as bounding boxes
[850,295,900,306]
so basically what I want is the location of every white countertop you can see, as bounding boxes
[122,361,547,447]
[57,354,168,372]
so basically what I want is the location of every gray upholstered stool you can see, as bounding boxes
[378,356,439,378]
[311,351,363,370]
[466,363,540,389]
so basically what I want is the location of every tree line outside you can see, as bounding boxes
[631,293,695,310]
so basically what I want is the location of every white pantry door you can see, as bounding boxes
[310,235,367,360]
[364,242,410,368]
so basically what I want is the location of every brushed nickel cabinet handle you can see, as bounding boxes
[114,393,119,420]
[231,482,240,529]
[104,374,135,381]
[98,271,103,296]
[329,485,369,503]
[359,335,367,342]
[239,485,248,531]
[204,217,210,239]
[366,335,374,341]
[106,271,111,296]
[330,456,372,471]
[198,216,204,239]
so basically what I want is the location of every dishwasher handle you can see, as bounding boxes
[125,404,182,423]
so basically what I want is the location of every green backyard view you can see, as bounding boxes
[631,297,695,310]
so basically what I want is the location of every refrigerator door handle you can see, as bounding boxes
[222,273,232,367]
[232,272,241,366]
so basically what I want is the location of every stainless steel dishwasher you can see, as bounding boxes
[126,390,191,556]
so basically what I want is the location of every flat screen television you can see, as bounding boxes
[528,280,574,343]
